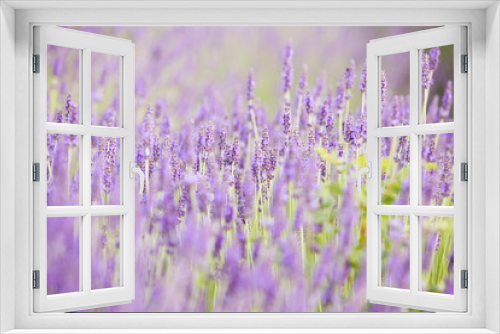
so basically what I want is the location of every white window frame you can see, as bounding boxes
[366,26,467,312]
[1,2,499,333]
[32,25,136,313]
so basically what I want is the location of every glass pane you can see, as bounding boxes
[47,133,80,206]
[92,216,121,290]
[421,133,454,206]
[421,216,454,294]
[380,215,410,290]
[47,217,80,295]
[380,136,410,205]
[380,52,410,127]
[421,45,454,124]
[91,52,121,127]
[47,45,80,124]
[91,136,121,205]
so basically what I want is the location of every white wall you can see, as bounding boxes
[5,5,495,332]
[0,2,16,334]
[486,2,500,333]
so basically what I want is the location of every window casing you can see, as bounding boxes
[9,5,491,332]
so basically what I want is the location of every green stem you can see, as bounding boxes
[300,226,306,270]
[422,88,429,124]
[249,106,259,142]
[145,159,150,194]
[338,108,344,145]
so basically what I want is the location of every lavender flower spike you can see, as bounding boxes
[429,47,440,71]
[344,59,356,100]
[247,68,259,140]
[305,89,314,128]
[283,104,292,138]
[440,80,453,119]
[282,40,294,102]
[422,52,431,89]
[360,62,367,94]
[298,64,308,93]
[247,68,255,103]
[380,70,387,110]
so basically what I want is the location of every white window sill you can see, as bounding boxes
[4,329,497,334]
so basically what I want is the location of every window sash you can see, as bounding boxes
[32,25,136,313]
[366,26,467,312]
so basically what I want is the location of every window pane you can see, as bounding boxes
[91,136,121,205]
[421,45,454,124]
[380,52,410,127]
[91,52,121,127]
[92,216,121,290]
[380,215,410,290]
[421,216,454,294]
[47,45,80,124]
[47,133,80,206]
[47,217,80,295]
[380,136,410,205]
[421,133,454,206]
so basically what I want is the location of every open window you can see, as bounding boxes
[365,26,467,312]
[33,26,140,312]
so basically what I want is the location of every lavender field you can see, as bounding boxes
[45,27,454,312]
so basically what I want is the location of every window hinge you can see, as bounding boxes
[461,54,468,73]
[461,270,468,289]
[33,163,40,182]
[33,54,40,73]
[33,270,40,289]
[461,162,468,181]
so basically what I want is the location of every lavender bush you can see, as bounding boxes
[45,27,454,312]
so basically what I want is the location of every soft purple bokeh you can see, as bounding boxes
[44,26,455,313]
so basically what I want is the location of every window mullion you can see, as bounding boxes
[82,48,92,294]
[89,205,130,216]
[409,47,420,294]
[89,126,130,138]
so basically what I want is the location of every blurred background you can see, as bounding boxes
[45,26,455,313]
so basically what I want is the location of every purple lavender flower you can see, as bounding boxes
[65,94,79,147]
[326,108,335,138]
[360,62,367,94]
[294,207,305,230]
[312,71,325,103]
[336,79,345,113]
[344,59,356,99]
[381,70,387,109]
[261,125,270,152]
[252,143,262,184]
[308,128,316,153]
[282,40,293,98]
[422,52,431,89]
[204,121,215,161]
[429,47,440,71]
[282,104,292,138]
[318,100,328,127]
[102,136,117,196]
[213,231,225,258]
[247,68,255,102]
[219,125,227,169]
[441,80,453,119]
[298,64,308,93]
[231,135,240,168]
[142,103,155,159]
[243,171,255,219]
[54,108,63,124]
[390,96,400,127]
[305,89,314,127]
